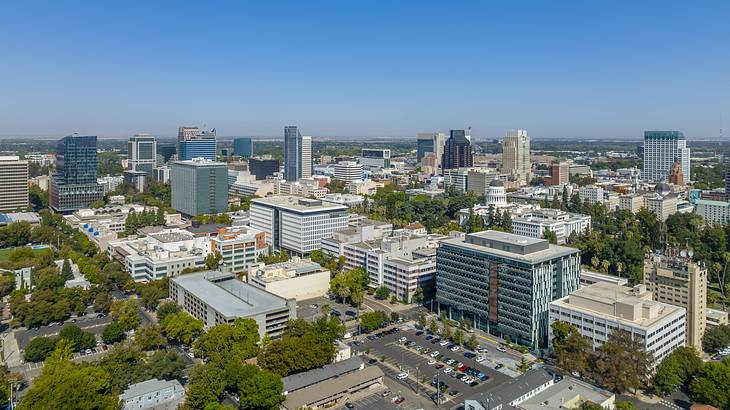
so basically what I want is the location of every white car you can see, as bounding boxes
[397,372,409,380]
[439,340,449,346]
[398,337,407,343]
[187,352,195,359]
[477,347,488,353]
[428,359,437,365]
[450,346,459,352]
[445,359,456,365]
[463,377,474,384]
[497,346,507,352]
[476,356,486,363]
[430,351,440,357]
[443,367,453,374]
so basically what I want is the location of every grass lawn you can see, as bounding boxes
[0,248,15,261]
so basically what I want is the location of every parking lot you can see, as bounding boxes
[351,325,523,408]
[297,296,370,323]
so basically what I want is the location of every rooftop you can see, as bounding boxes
[468,368,553,409]
[283,365,382,409]
[442,230,579,263]
[149,231,193,243]
[119,378,183,400]
[252,196,348,213]
[282,356,364,393]
[171,271,291,318]
[521,376,614,410]
[252,258,328,282]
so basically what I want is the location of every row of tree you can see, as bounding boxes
[123,208,165,236]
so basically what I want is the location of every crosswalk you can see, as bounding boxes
[659,399,683,410]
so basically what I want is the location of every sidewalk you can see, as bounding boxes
[2,331,22,368]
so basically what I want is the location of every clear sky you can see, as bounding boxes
[1,1,729,139]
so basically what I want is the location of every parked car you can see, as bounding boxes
[439,340,449,346]
[476,355,486,362]
[497,346,506,352]
[435,363,445,369]
[495,363,504,369]
[443,367,453,374]
[394,397,405,405]
[415,331,424,336]
[428,359,437,365]
[397,372,409,380]
[382,390,391,397]
[431,351,440,357]
[345,402,355,409]
[450,346,459,352]
[398,337,407,343]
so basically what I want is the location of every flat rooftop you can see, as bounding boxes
[252,196,347,213]
[521,377,614,410]
[119,378,182,400]
[441,230,579,263]
[172,271,290,318]
[150,231,193,243]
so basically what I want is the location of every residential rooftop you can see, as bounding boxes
[119,378,183,401]
[282,356,364,393]
[171,271,291,318]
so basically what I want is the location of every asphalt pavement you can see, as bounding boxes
[15,315,112,350]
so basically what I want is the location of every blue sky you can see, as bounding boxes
[1,1,728,139]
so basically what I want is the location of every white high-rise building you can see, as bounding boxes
[301,136,312,179]
[502,129,531,184]
[127,134,157,176]
[0,156,29,211]
[334,161,363,182]
[642,131,691,182]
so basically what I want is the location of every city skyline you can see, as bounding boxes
[1,1,729,139]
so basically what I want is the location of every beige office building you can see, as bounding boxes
[502,129,531,184]
[644,253,706,351]
[0,156,29,211]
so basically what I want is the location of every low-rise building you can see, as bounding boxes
[169,270,296,337]
[65,204,158,251]
[247,258,330,301]
[119,378,185,410]
[323,193,364,207]
[382,249,436,303]
[706,308,729,329]
[347,179,382,196]
[578,185,604,205]
[549,282,686,365]
[580,269,628,287]
[108,229,210,282]
[694,199,730,225]
[210,226,268,275]
[511,208,591,244]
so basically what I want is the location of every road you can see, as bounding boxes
[14,315,112,350]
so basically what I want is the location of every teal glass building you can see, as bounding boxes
[435,230,580,350]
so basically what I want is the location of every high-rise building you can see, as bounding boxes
[642,131,690,182]
[334,161,363,182]
[127,134,157,176]
[644,253,707,351]
[249,158,280,180]
[545,162,569,186]
[416,133,435,162]
[170,158,228,216]
[50,134,104,213]
[249,196,349,257]
[284,126,312,181]
[0,156,29,211]
[233,137,254,157]
[442,130,472,170]
[502,129,531,184]
[177,127,217,161]
[359,148,391,169]
[435,230,581,349]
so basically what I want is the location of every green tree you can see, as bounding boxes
[374,286,390,300]
[205,251,223,270]
[110,299,140,330]
[429,318,438,334]
[551,322,591,376]
[594,330,652,393]
[93,291,112,314]
[359,311,388,333]
[135,324,166,351]
[703,325,730,353]
[417,312,427,329]
[614,402,635,410]
[543,228,558,244]
[467,334,478,351]
[689,361,730,410]
[161,311,204,345]
[145,350,186,381]
[451,329,464,345]
[156,300,182,322]
[23,337,58,362]
[58,324,96,351]
[18,359,118,410]
[412,287,424,303]
[237,366,284,410]
[61,259,73,280]
[101,321,127,344]
[193,318,260,365]
[185,363,226,410]
[652,347,703,395]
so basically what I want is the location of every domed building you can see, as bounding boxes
[485,179,507,207]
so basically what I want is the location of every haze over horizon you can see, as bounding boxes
[1,1,729,140]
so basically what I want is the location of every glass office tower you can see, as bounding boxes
[233,137,253,157]
[50,134,104,212]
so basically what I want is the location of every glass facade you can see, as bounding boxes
[417,138,434,162]
[284,126,302,181]
[435,238,580,350]
[50,135,105,212]
[179,139,217,161]
[442,130,473,170]
[233,137,253,157]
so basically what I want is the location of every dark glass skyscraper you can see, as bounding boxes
[50,134,104,212]
[442,129,472,170]
[283,126,312,181]
[417,134,435,162]
[233,137,253,157]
